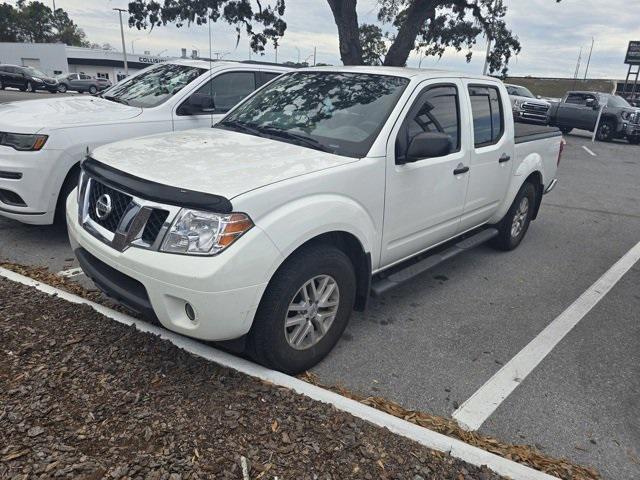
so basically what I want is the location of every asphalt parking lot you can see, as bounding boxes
[1,89,639,479]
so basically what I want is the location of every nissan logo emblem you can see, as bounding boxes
[95,193,113,220]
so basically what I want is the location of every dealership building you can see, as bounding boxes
[0,42,170,81]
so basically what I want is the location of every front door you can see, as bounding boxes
[380,80,471,267]
[459,82,514,230]
[172,70,258,131]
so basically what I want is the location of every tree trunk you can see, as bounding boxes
[383,0,435,66]
[326,0,363,65]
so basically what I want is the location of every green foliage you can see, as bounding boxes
[128,0,287,55]
[0,0,89,46]
[359,24,387,66]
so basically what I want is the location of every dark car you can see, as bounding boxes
[0,64,59,93]
[549,91,640,144]
[56,73,111,94]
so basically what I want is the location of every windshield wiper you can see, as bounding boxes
[217,120,264,136]
[103,95,129,106]
[258,127,334,153]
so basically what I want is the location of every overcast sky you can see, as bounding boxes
[8,0,640,79]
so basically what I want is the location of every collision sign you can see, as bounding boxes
[625,41,640,65]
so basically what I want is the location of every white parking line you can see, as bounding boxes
[582,145,597,156]
[57,267,84,278]
[453,240,640,431]
[0,265,559,480]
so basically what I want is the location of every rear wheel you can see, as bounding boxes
[58,84,67,93]
[491,182,537,251]
[596,119,614,142]
[89,85,98,95]
[248,244,356,374]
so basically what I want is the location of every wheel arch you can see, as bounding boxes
[524,171,544,220]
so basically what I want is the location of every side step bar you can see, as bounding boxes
[370,228,499,297]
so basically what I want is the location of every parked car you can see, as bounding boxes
[549,91,640,143]
[505,83,551,125]
[0,64,59,93]
[67,67,563,374]
[56,73,112,94]
[0,60,290,225]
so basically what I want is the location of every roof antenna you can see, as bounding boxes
[208,13,214,128]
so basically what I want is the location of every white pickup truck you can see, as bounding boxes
[67,67,563,373]
[0,59,289,225]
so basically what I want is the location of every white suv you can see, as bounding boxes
[0,60,289,225]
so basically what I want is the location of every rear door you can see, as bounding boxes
[172,69,258,130]
[459,81,514,231]
[68,74,83,90]
[557,93,599,130]
[380,79,471,267]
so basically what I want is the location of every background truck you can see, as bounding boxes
[0,60,289,225]
[505,83,551,124]
[68,67,563,373]
[548,91,640,144]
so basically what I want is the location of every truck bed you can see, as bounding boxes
[514,123,562,144]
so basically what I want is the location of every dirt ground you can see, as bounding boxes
[0,277,502,480]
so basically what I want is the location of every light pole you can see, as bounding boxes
[113,8,129,76]
[131,37,141,54]
[295,46,301,64]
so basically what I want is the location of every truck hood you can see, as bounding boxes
[0,96,143,133]
[91,128,357,199]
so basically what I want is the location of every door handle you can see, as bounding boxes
[499,154,511,163]
[453,165,469,175]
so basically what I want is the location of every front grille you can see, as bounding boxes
[88,180,132,232]
[142,209,169,244]
[522,102,549,114]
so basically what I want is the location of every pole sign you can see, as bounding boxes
[625,41,640,65]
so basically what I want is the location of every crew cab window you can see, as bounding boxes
[396,85,460,162]
[193,71,256,113]
[469,85,504,147]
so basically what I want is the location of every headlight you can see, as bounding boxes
[161,209,254,255]
[0,132,48,151]
[513,100,522,109]
[621,111,631,120]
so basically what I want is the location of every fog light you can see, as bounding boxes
[185,303,196,321]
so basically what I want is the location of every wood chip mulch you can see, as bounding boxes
[1,277,504,480]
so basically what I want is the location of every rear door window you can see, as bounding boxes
[468,85,504,147]
[565,93,586,105]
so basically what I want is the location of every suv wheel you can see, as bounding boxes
[596,119,614,142]
[491,182,537,251]
[248,244,356,374]
[89,85,98,95]
[58,84,67,93]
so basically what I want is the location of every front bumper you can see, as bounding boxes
[67,194,283,341]
[625,123,640,137]
[0,146,60,224]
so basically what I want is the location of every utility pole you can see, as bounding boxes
[584,37,595,81]
[52,0,56,11]
[113,8,129,76]
[313,46,316,66]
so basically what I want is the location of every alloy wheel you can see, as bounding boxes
[511,196,529,238]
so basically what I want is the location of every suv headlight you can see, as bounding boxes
[0,132,48,151]
[161,210,254,256]
[513,99,522,110]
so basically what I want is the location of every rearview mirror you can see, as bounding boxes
[405,132,452,162]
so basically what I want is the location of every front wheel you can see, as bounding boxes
[491,182,537,251]
[248,244,356,374]
[58,84,67,93]
[628,135,640,145]
[596,119,614,142]
[89,85,98,95]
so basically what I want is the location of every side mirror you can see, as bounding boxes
[405,132,452,162]
[585,98,598,109]
[181,93,215,115]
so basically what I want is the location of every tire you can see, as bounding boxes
[595,119,614,142]
[19,85,26,92]
[54,167,80,227]
[559,127,572,135]
[490,182,537,251]
[248,244,356,374]
[89,85,98,95]
[58,84,67,93]
[0,79,4,90]
[628,135,640,145]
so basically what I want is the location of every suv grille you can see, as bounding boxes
[88,180,132,232]
[142,209,169,244]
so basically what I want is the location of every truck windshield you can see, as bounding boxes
[506,85,535,98]
[217,72,410,158]
[102,63,206,108]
